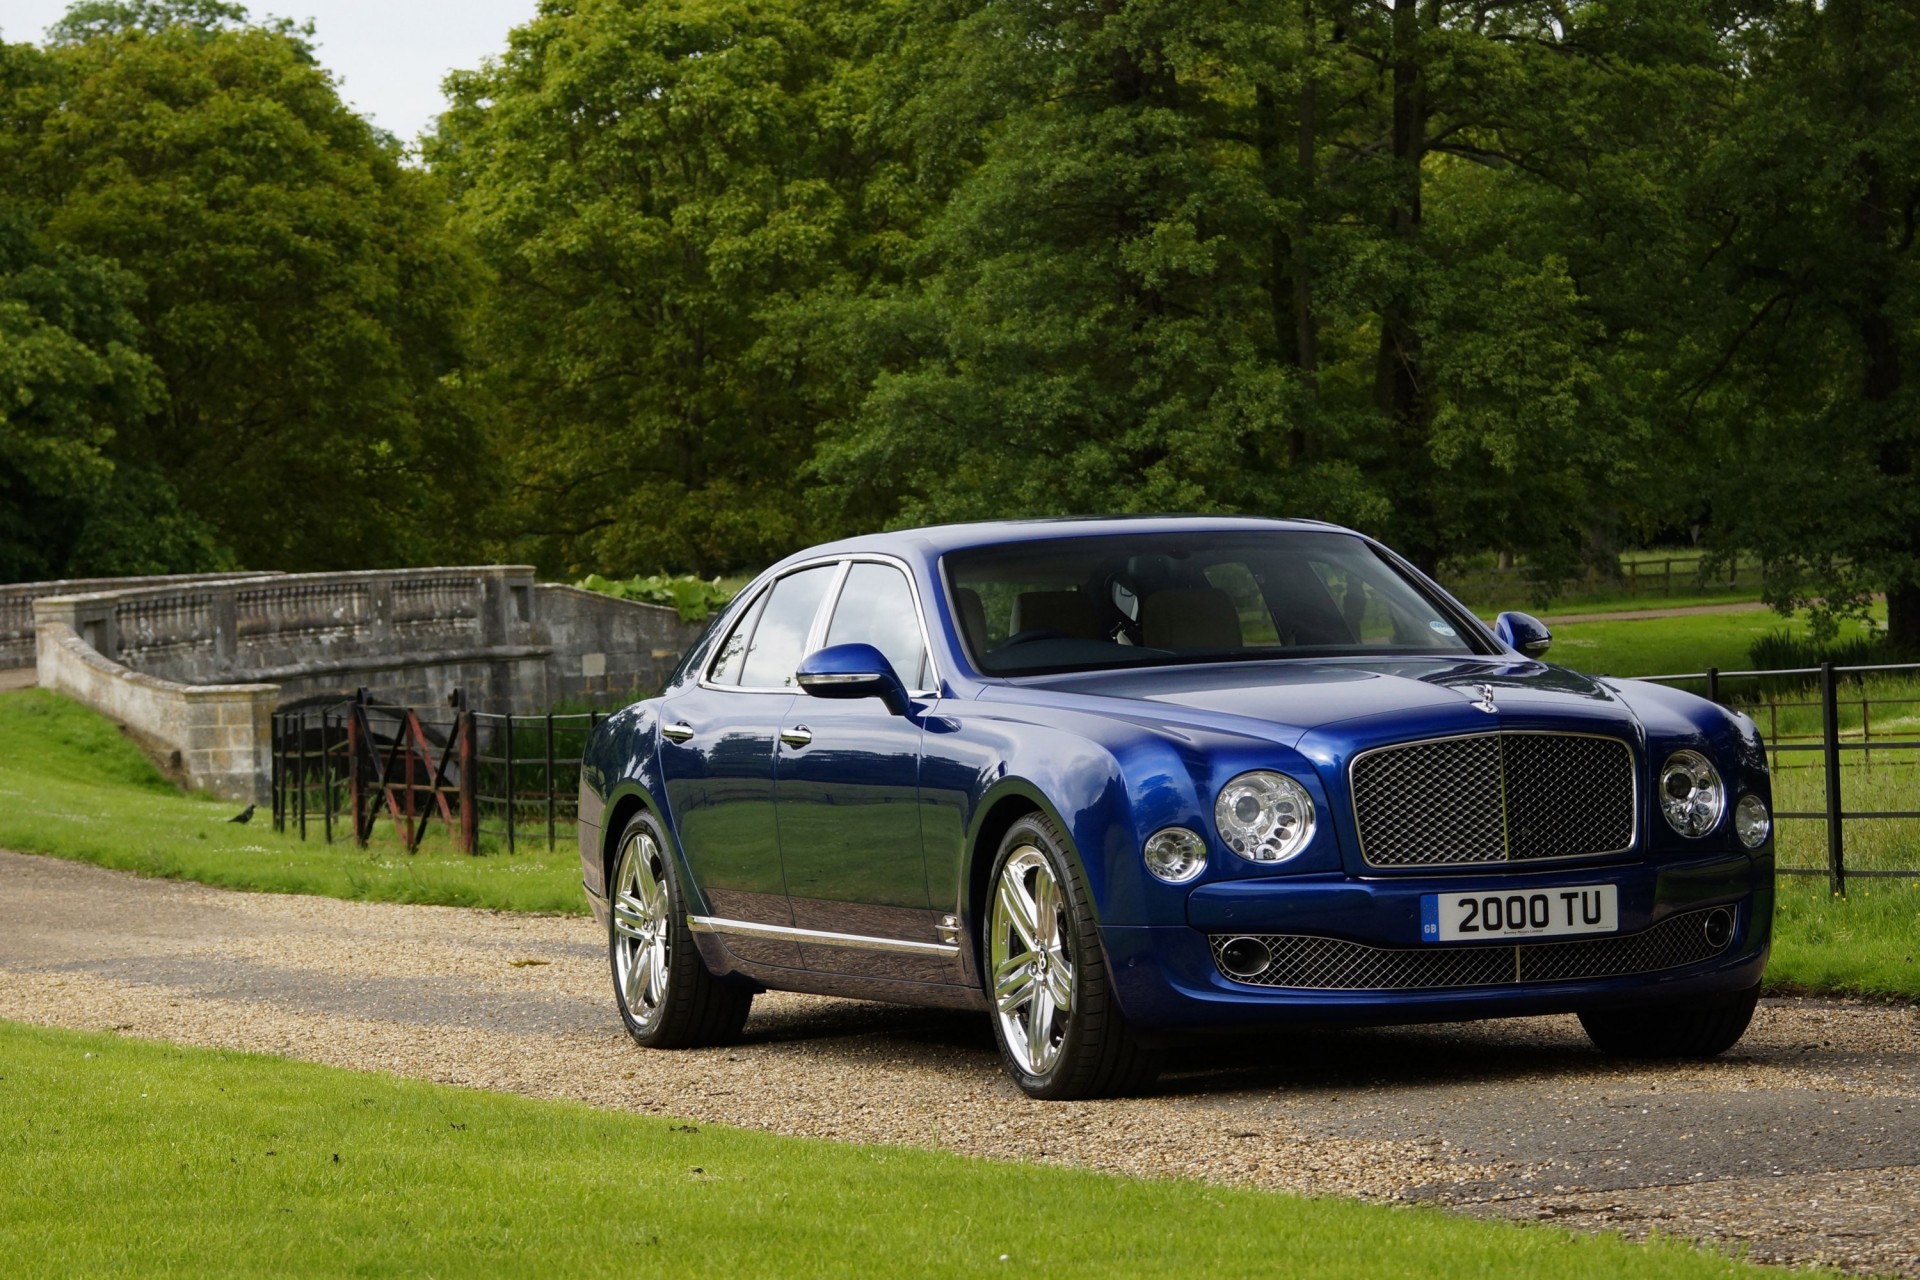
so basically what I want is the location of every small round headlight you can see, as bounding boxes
[1143,827,1207,883]
[1734,792,1771,849]
[1659,750,1725,837]
[1215,770,1316,863]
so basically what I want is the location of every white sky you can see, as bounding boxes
[0,0,538,144]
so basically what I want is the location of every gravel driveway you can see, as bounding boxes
[1,849,1913,1276]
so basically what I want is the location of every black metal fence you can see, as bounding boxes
[1646,661,1920,894]
[270,690,605,853]
[274,665,1920,891]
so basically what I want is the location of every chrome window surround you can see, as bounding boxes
[687,914,960,957]
[1347,730,1640,870]
[698,552,943,698]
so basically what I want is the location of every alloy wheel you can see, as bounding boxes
[989,844,1076,1076]
[612,829,672,1032]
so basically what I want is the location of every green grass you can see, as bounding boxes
[1767,879,1920,1000]
[0,690,586,914]
[0,1019,1770,1279]
[1541,607,1885,679]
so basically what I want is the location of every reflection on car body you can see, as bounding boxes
[578,517,1773,1099]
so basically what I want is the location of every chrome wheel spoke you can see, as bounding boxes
[1026,982,1055,1068]
[993,955,1035,1014]
[1043,954,1073,1014]
[612,895,650,940]
[646,941,669,1004]
[996,869,1041,952]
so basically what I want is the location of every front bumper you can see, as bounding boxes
[1103,850,1772,1033]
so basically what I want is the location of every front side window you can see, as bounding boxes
[730,564,838,689]
[944,531,1486,676]
[824,562,932,689]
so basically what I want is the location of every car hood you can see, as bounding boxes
[987,656,1637,747]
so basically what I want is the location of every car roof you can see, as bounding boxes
[778,515,1362,568]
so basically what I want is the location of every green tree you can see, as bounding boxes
[432,0,898,577]
[1689,0,1920,652]
[1,2,485,574]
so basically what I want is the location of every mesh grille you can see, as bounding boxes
[1211,906,1736,991]
[1351,732,1635,868]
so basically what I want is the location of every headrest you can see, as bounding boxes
[1142,588,1243,651]
[953,587,989,653]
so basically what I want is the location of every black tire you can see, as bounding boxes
[1578,982,1761,1059]
[983,812,1164,1099]
[608,811,752,1049]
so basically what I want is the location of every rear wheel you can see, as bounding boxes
[1578,982,1760,1059]
[609,811,752,1048]
[985,813,1163,1099]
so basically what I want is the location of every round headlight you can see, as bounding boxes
[1215,771,1316,863]
[1659,750,1724,837]
[1143,827,1207,883]
[1734,792,1771,849]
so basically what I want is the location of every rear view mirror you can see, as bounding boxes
[1494,611,1552,658]
[795,643,911,715]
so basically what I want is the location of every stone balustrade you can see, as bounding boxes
[0,572,282,670]
[24,566,705,803]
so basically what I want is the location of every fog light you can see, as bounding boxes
[1734,793,1771,849]
[1703,907,1734,950]
[1219,936,1273,979]
[1143,827,1207,884]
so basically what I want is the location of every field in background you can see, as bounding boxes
[0,690,585,914]
[0,1019,1773,1280]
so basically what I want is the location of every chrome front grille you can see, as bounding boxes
[1211,906,1737,991]
[1351,732,1635,868]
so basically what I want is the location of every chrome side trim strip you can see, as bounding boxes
[687,915,960,957]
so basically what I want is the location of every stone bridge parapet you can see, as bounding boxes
[24,566,704,803]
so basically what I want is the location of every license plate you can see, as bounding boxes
[1420,885,1618,942]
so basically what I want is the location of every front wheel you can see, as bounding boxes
[1578,982,1760,1059]
[609,811,752,1048]
[985,813,1163,1099]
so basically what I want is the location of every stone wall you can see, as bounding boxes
[35,620,275,804]
[25,566,707,801]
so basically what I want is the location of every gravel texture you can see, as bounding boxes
[0,849,1914,1276]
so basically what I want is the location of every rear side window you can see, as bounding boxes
[737,565,838,688]
[824,562,932,689]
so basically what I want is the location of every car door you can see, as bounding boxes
[775,559,956,981]
[656,563,839,970]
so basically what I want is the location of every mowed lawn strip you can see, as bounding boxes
[0,689,585,914]
[0,1021,1768,1280]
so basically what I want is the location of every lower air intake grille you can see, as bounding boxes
[1211,906,1737,991]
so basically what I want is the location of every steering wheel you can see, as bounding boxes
[995,628,1071,649]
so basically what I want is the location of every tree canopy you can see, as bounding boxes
[6,0,1920,651]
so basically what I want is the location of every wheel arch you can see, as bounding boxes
[963,782,1081,986]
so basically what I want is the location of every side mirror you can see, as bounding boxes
[1493,611,1552,658]
[795,642,912,716]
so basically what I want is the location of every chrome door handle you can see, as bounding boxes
[661,722,695,743]
[779,726,812,748]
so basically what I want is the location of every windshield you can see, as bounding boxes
[943,530,1486,676]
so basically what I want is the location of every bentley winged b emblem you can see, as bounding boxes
[1472,683,1498,714]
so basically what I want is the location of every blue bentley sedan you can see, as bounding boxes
[577,517,1773,1099]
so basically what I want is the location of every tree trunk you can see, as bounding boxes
[1373,0,1438,568]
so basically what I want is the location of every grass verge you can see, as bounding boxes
[1767,879,1920,1000]
[0,689,585,914]
[1543,608,1885,680]
[0,1019,1769,1279]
